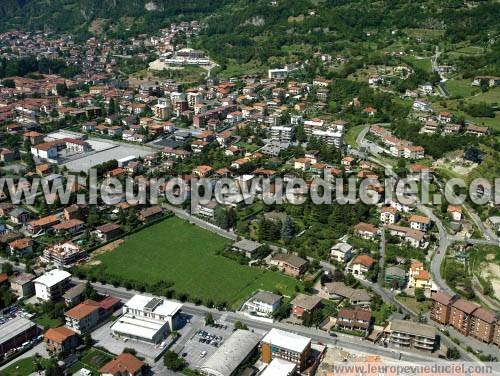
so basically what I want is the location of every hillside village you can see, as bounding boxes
[0,8,498,376]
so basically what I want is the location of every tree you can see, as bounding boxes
[45,360,64,376]
[414,288,426,302]
[123,347,137,355]
[1,262,13,276]
[234,320,248,330]
[163,351,185,371]
[447,346,461,360]
[84,281,98,300]
[83,332,92,347]
[280,216,296,243]
[205,312,214,326]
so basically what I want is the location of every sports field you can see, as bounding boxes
[87,217,299,308]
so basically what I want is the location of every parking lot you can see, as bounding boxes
[176,319,234,369]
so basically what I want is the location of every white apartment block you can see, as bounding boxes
[33,269,71,301]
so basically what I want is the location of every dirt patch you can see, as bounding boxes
[481,262,500,300]
[92,239,124,257]
[88,18,108,34]
[485,253,495,261]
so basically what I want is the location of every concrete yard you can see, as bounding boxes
[91,321,171,362]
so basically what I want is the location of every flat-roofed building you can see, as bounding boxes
[0,317,38,356]
[33,269,71,301]
[111,294,182,344]
[260,328,311,371]
[199,329,261,376]
[389,319,436,351]
[261,358,297,376]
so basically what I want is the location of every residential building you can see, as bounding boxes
[65,300,100,333]
[244,291,282,317]
[322,282,371,307]
[44,326,79,354]
[330,242,353,263]
[260,328,311,371]
[99,353,145,376]
[93,223,122,242]
[196,200,219,219]
[450,299,480,336]
[232,239,262,259]
[10,272,36,298]
[409,215,431,232]
[27,214,60,234]
[33,269,71,301]
[389,319,436,351]
[384,266,406,289]
[470,307,497,344]
[269,253,308,277]
[348,255,375,276]
[290,294,322,318]
[138,206,163,223]
[430,291,458,325]
[380,207,398,225]
[42,241,87,268]
[354,222,379,239]
[8,238,34,257]
[63,283,86,306]
[336,308,372,334]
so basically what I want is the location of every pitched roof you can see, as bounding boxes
[44,326,77,343]
[65,300,99,320]
[291,293,322,311]
[352,254,375,268]
[472,307,496,323]
[99,353,144,375]
[431,291,456,306]
[452,299,479,314]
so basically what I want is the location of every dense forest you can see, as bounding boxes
[1,1,499,47]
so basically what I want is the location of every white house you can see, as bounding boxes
[243,291,282,317]
[330,242,353,263]
[33,269,71,301]
[409,215,431,232]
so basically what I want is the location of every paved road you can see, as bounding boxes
[85,280,444,363]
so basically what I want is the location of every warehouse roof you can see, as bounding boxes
[199,330,261,376]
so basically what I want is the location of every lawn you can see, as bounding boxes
[345,124,367,147]
[444,79,477,98]
[84,217,299,308]
[2,357,51,376]
[33,313,63,329]
[403,56,432,73]
[397,296,431,314]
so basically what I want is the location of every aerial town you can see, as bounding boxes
[0,1,499,375]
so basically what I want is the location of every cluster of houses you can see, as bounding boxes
[369,124,425,159]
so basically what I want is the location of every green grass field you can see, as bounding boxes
[345,124,367,147]
[445,79,477,98]
[3,357,51,376]
[403,56,432,73]
[87,217,299,308]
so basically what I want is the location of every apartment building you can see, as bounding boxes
[430,291,458,325]
[389,319,436,352]
[470,307,497,344]
[269,125,295,142]
[449,299,480,336]
[260,328,311,371]
[65,300,100,334]
[33,269,71,301]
